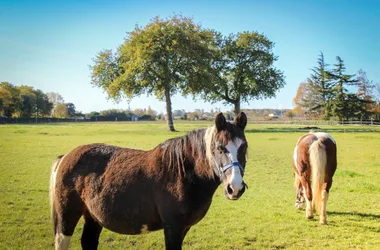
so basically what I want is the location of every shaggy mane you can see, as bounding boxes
[158,128,215,179]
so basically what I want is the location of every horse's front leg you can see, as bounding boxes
[163,224,186,250]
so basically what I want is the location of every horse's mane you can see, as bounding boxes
[158,128,215,179]
[156,122,247,181]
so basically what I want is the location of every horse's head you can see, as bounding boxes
[206,112,248,200]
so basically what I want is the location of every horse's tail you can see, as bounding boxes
[50,155,64,235]
[309,139,327,215]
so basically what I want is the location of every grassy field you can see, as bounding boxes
[0,121,379,249]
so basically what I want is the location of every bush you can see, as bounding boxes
[140,114,154,121]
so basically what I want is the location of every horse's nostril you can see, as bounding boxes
[227,184,233,195]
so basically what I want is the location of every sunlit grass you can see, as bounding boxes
[0,122,379,249]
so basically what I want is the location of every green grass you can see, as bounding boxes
[0,121,379,249]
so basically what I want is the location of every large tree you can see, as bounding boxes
[53,103,68,118]
[0,87,12,116]
[18,85,37,117]
[328,56,360,120]
[33,89,53,117]
[306,52,335,119]
[292,81,322,118]
[47,92,65,106]
[294,54,377,121]
[90,15,214,131]
[355,69,377,119]
[65,102,76,117]
[0,82,21,117]
[198,31,285,115]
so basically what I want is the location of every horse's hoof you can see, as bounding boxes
[295,203,304,210]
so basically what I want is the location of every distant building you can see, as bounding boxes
[131,115,140,121]
[268,113,279,119]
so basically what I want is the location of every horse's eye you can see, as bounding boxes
[217,144,228,154]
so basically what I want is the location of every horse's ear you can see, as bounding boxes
[234,112,247,131]
[215,112,227,132]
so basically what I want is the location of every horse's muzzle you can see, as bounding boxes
[224,181,247,200]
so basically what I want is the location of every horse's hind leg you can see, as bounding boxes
[320,179,332,224]
[54,207,82,250]
[52,191,83,250]
[300,176,313,219]
[320,189,328,224]
[81,212,103,250]
[294,174,304,209]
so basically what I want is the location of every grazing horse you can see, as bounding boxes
[292,132,337,224]
[50,112,248,250]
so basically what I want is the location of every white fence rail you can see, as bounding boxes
[250,119,380,126]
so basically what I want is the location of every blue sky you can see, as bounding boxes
[1,0,379,114]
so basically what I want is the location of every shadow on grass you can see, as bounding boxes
[328,211,380,219]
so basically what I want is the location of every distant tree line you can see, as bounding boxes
[0,82,52,118]
[293,53,380,121]
[87,107,157,121]
[0,82,83,119]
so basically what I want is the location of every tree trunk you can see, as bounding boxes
[164,87,176,132]
[233,101,241,115]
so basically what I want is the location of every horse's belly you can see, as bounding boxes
[86,198,162,235]
[103,219,163,235]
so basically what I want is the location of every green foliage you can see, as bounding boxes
[90,15,215,131]
[306,52,334,118]
[140,114,154,120]
[33,89,53,117]
[86,111,100,117]
[0,123,379,249]
[327,56,359,120]
[0,82,21,117]
[202,31,285,114]
[146,106,157,119]
[65,102,76,117]
[0,82,53,118]
[96,109,134,121]
[296,54,377,120]
[53,103,68,118]
[18,85,37,117]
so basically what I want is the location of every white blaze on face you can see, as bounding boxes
[225,138,244,195]
[225,138,243,163]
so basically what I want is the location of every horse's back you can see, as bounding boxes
[53,143,164,234]
[57,143,149,175]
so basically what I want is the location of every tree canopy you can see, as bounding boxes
[90,15,287,129]
[90,15,215,131]
[293,54,379,120]
[199,31,285,115]
[0,82,52,118]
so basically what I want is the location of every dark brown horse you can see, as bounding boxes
[50,112,248,250]
[292,132,337,224]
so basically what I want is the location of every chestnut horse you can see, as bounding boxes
[50,112,248,250]
[292,132,337,224]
